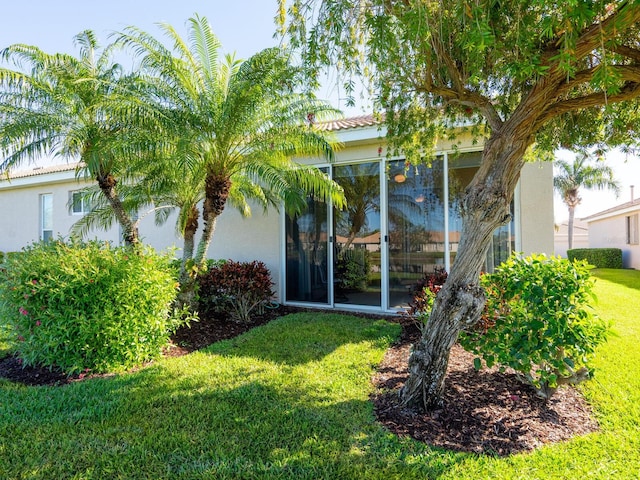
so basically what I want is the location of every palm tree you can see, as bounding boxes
[113,15,346,270]
[0,31,142,245]
[102,16,346,307]
[554,152,620,249]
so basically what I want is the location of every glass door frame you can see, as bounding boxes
[280,149,520,313]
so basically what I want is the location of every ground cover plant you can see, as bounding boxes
[0,270,639,478]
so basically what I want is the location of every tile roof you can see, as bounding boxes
[317,114,382,131]
[2,162,81,180]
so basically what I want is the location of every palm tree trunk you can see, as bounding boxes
[567,205,575,250]
[399,129,530,412]
[96,172,139,246]
[194,173,232,267]
[177,205,199,309]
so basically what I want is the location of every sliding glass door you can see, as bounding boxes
[333,162,381,307]
[387,159,446,308]
[284,153,514,310]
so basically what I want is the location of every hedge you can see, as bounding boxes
[567,248,623,269]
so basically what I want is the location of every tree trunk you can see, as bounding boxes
[177,205,199,310]
[400,128,532,412]
[567,205,575,250]
[96,172,139,246]
[194,173,232,267]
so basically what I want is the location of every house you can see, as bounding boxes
[582,188,640,269]
[0,115,554,312]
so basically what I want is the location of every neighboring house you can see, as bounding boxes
[554,219,589,258]
[582,190,640,269]
[0,115,554,312]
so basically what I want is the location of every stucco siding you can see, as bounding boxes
[517,161,554,256]
[0,176,121,252]
[588,215,640,269]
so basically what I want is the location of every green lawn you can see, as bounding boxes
[1,269,639,479]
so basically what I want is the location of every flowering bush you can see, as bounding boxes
[0,240,184,374]
[458,254,610,399]
[197,260,274,323]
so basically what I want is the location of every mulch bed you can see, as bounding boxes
[372,316,599,455]
[0,308,598,456]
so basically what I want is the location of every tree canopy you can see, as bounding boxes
[280,0,640,157]
[279,0,640,411]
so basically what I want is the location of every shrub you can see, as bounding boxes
[458,254,609,399]
[197,260,274,323]
[404,268,448,328]
[567,248,623,268]
[336,249,371,291]
[0,240,184,374]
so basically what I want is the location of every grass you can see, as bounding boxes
[1,269,639,479]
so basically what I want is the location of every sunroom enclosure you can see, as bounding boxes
[285,151,516,312]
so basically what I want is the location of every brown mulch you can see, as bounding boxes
[0,308,598,456]
[372,316,599,455]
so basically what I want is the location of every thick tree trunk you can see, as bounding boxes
[96,172,139,246]
[194,173,232,267]
[400,129,532,412]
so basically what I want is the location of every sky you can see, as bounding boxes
[1,1,638,221]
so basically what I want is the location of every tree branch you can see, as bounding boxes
[573,3,640,62]
[534,80,640,131]
[607,44,640,63]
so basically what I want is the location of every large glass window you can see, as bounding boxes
[284,151,515,311]
[285,189,330,304]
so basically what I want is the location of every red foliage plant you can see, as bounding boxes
[197,260,274,323]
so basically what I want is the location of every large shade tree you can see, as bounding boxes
[111,16,345,301]
[0,31,142,245]
[280,0,640,411]
[555,152,620,249]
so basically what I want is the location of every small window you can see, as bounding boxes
[70,191,90,215]
[626,214,639,245]
[40,193,53,242]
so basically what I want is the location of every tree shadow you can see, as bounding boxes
[593,268,640,291]
[0,334,467,479]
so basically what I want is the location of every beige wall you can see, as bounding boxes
[588,214,640,269]
[517,161,554,256]
[0,172,121,252]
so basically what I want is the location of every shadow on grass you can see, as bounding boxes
[592,268,640,291]
[0,314,466,479]
[204,312,400,366]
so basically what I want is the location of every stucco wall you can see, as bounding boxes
[588,215,640,269]
[517,161,554,256]
[0,173,121,251]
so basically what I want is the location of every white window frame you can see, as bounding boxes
[40,193,53,242]
[70,190,90,215]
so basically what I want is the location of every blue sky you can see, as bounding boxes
[1,1,637,219]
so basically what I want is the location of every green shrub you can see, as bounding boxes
[459,254,609,399]
[336,248,371,291]
[567,248,623,268]
[198,260,274,323]
[0,240,184,374]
